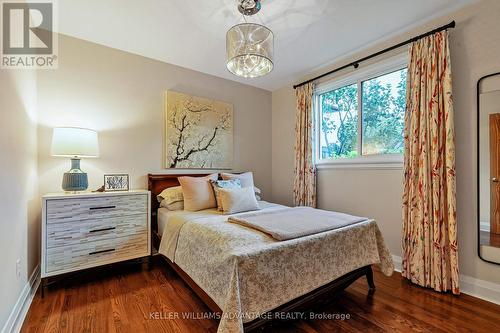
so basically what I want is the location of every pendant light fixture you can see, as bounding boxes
[226,0,274,78]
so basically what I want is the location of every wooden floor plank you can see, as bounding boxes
[21,262,500,333]
[360,274,499,331]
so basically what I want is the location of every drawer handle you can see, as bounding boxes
[89,248,115,255]
[89,226,116,233]
[89,205,116,211]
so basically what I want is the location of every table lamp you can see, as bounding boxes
[51,127,99,191]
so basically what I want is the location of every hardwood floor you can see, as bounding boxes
[22,259,499,333]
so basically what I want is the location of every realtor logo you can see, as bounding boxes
[1,0,57,68]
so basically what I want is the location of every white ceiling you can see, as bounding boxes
[56,0,476,91]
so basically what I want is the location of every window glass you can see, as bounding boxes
[319,83,358,159]
[361,68,407,155]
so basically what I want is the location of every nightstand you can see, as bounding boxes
[41,190,151,294]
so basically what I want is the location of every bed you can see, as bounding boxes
[148,174,394,333]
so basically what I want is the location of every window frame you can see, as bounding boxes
[314,52,408,169]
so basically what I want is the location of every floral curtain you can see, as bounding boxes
[402,30,459,294]
[293,82,317,207]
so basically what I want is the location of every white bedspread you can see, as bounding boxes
[158,202,394,333]
[157,207,173,236]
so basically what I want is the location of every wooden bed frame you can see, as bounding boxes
[148,173,375,332]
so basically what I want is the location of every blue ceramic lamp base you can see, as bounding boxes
[62,158,88,191]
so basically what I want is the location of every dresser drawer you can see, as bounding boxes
[46,194,148,224]
[45,233,148,273]
[46,214,147,248]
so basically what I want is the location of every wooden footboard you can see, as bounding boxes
[244,265,375,331]
[160,255,374,332]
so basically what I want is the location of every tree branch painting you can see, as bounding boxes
[165,91,233,169]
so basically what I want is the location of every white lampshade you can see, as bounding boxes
[51,127,99,158]
[226,23,274,78]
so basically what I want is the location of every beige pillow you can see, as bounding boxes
[160,200,184,211]
[219,186,260,215]
[157,185,183,204]
[178,174,218,211]
[221,172,254,188]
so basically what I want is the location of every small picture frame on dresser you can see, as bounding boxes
[104,174,129,192]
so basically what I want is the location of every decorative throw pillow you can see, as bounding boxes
[221,172,263,199]
[157,186,183,204]
[218,186,261,215]
[160,200,184,211]
[210,179,242,211]
[221,172,254,188]
[178,174,218,211]
[254,186,262,201]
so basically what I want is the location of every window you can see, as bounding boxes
[319,83,358,159]
[316,56,407,166]
[362,69,407,155]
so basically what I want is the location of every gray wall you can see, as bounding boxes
[0,70,39,329]
[271,0,500,284]
[37,34,273,198]
[1,32,273,329]
[452,0,500,283]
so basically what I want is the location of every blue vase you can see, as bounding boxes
[62,158,88,191]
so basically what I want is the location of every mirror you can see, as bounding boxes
[478,72,500,264]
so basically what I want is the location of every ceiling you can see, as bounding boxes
[56,0,477,91]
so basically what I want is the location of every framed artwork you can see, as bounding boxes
[104,174,129,192]
[165,90,233,169]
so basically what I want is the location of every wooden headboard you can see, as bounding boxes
[148,173,211,249]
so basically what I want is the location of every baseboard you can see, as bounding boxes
[390,254,500,305]
[1,265,40,333]
[391,254,402,272]
[460,274,500,305]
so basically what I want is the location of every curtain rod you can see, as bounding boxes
[293,20,456,89]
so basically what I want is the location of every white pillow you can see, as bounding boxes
[218,186,260,215]
[221,172,262,199]
[157,186,183,204]
[160,200,184,211]
[178,174,218,211]
[221,172,254,188]
[210,179,242,211]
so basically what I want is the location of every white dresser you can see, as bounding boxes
[41,190,151,282]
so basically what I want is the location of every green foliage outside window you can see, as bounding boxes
[319,68,407,159]
[320,83,358,159]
